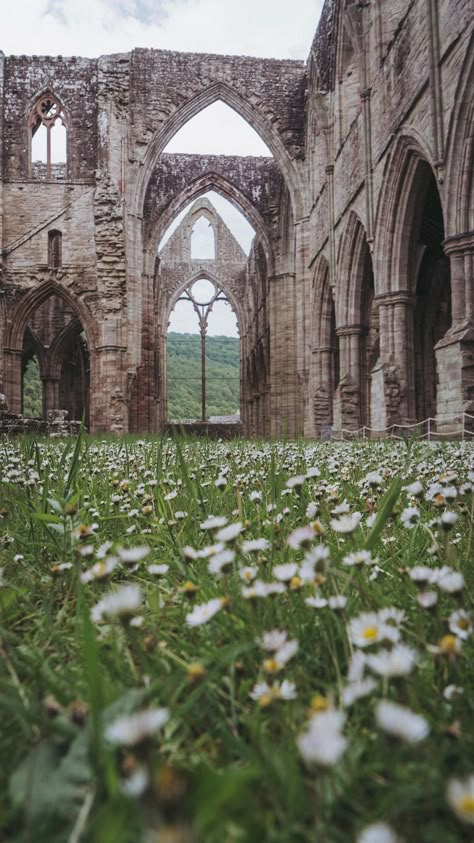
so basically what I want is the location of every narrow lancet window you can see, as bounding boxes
[29,94,67,180]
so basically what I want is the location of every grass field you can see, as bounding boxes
[0,434,473,843]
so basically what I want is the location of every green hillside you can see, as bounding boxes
[19,334,240,421]
[167,332,240,420]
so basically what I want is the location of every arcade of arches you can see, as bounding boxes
[0,0,473,436]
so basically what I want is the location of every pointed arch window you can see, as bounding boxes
[29,93,67,180]
[48,230,62,269]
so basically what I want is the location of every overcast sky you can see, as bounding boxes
[2,0,322,61]
[4,0,322,340]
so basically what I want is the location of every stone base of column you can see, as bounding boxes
[370,359,405,430]
[332,375,360,431]
[435,324,474,431]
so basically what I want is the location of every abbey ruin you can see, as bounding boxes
[0,0,473,436]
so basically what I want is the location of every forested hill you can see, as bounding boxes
[167,332,240,420]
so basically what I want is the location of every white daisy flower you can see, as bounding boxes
[446,774,474,824]
[239,565,257,582]
[215,522,243,543]
[81,557,119,583]
[357,822,402,843]
[208,549,236,575]
[287,525,316,549]
[438,570,464,593]
[105,707,169,746]
[449,609,472,640]
[241,538,270,554]
[297,710,347,766]
[185,597,226,627]
[261,629,288,651]
[416,590,438,608]
[406,480,423,497]
[440,511,458,531]
[286,475,306,490]
[330,512,362,534]
[305,502,319,519]
[117,546,150,564]
[200,516,228,531]
[443,684,464,701]
[147,564,169,576]
[328,595,347,611]
[273,563,298,582]
[91,585,143,624]
[400,507,420,528]
[348,611,401,648]
[342,678,378,707]
[343,550,374,567]
[375,700,429,743]
[366,644,418,678]
[120,765,149,797]
[305,596,328,609]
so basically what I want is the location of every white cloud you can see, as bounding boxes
[2,0,322,59]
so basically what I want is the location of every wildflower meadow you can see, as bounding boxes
[0,433,473,842]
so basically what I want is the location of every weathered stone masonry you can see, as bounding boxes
[0,0,473,435]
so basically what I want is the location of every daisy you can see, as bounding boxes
[91,585,143,624]
[273,563,298,582]
[348,611,400,648]
[357,822,402,843]
[449,609,473,640]
[400,507,420,528]
[147,564,169,576]
[446,775,474,824]
[215,522,243,543]
[208,549,236,575]
[330,512,362,534]
[200,516,228,530]
[261,629,288,651]
[185,597,226,626]
[366,644,418,678]
[297,710,347,766]
[105,707,169,746]
[342,678,378,707]
[241,538,270,553]
[375,700,429,743]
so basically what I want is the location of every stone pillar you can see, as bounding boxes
[332,326,362,430]
[268,273,298,437]
[3,348,23,414]
[376,292,415,423]
[42,376,60,418]
[435,234,474,428]
[90,319,128,434]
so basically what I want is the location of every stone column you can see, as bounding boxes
[435,234,474,428]
[332,326,362,430]
[42,376,60,417]
[375,292,416,424]
[268,272,298,437]
[3,348,23,414]
[90,318,128,434]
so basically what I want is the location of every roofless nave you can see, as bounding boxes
[0,0,473,435]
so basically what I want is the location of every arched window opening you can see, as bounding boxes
[163,100,272,157]
[159,191,255,256]
[48,230,62,268]
[22,354,43,418]
[21,293,89,425]
[413,173,451,421]
[29,93,67,181]
[166,279,239,423]
[191,217,216,259]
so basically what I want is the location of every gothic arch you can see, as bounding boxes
[164,268,243,336]
[373,130,438,294]
[445,30,474,235]
[146,173,274,273]
[5,281,97,353]
[130,82,304,221]
[48,317,84,379]
[336,210,371,326]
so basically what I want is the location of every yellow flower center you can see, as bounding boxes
[439,634,459,653]
[311,695,329,713]
[263,658,281,674]
[363,626,378,640]
[258,693,273,708]
[457,795,474,816]
[290,576,302,590]
[458,618,470,630]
